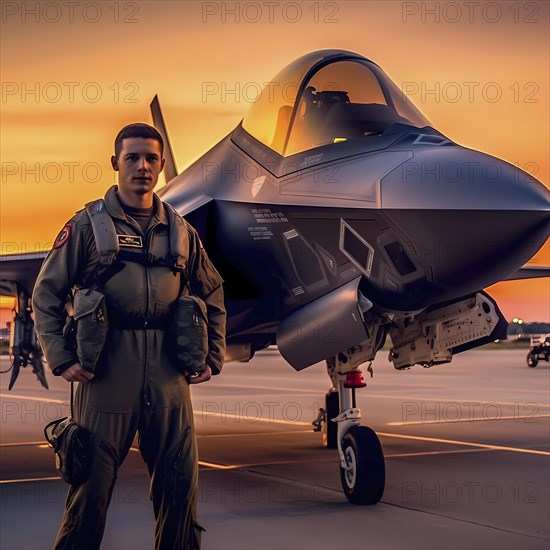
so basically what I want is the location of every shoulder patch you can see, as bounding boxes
[53,224,71,249]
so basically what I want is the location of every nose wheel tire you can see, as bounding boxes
[339,425,385,505]
[527,352,538,368]
[323,391,339,449]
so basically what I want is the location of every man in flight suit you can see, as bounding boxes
[32,123,226,549]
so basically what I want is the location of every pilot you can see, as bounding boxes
[32,123,226,549]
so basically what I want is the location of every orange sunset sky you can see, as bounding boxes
[1,0,549,324]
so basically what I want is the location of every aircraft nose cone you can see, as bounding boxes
[382,147,549,211]
[380,147,549,295]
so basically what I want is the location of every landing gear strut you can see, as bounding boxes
[319,354,385,505]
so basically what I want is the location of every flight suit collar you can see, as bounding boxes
[103,185,169,227]
[151,192,169,226]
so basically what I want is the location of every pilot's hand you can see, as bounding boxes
[61,363,95,383]
[187,365,212,385]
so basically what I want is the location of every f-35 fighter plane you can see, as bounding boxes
[2,49,548,504]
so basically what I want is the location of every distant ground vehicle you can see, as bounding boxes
[527,335,550,367]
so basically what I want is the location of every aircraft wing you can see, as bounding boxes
[0,251,47,296]
[0,251,49,389]
[502,266,550,281]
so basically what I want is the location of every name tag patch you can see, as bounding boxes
[117,234,143,248]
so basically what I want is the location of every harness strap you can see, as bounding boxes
[116,249,183,270]
[84,198,189,289]
[164,202,189,272]
[85,199,119,266]
[82,262,126,290]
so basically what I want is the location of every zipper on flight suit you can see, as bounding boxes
[141,219,160,410]
[121,214,153,410]
[142,226,151,410]
[116,211,157,410]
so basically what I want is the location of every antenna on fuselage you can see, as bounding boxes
[150,95,178,184]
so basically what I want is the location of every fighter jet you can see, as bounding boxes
[1,49,549,504]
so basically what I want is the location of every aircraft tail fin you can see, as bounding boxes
[503,266,550,281]
[150,95,178,184]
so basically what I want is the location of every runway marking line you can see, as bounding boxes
[378,432,550,456]
[385,448,494,458]
[192,449,493,469]
[0,441,46,447]
[197,410,312,426]
[388,413,550,426]
[0,476,60,484]
[128,446,243,470]
[196,429,313,438]
[201,383,320,395]
[195,411,550,456]
[0,448,249,479]
[197,460,243,470]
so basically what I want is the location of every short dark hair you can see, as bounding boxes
[114,123,164,158]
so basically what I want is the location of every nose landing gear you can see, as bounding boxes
[317,355,385,505]
[340,425,385,504]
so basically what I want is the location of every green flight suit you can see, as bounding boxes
[32,186,226,549]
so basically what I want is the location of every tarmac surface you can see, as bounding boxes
[1,348,549,550]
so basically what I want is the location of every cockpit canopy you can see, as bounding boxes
[242,50,430,157]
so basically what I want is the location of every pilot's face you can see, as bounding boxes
[111,138,165,196]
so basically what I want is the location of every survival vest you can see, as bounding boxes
[83,198,190,287]
[70,199,208,374]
